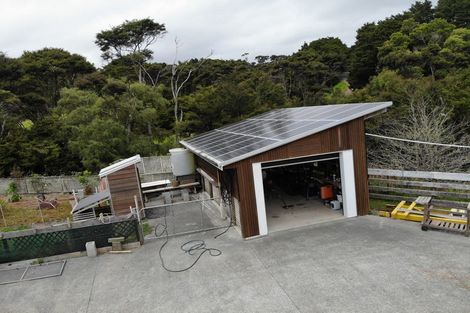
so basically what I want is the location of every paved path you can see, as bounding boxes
[1,216,469,313]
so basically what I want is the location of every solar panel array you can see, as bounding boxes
[181,102,392,168]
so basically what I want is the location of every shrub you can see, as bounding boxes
[6,182,21,202]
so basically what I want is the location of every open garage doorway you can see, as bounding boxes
[253,150,357,236]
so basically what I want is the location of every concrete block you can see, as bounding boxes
[85,241,97,257]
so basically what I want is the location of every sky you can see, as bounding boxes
[1,0,436,67]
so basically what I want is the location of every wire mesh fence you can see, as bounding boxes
[0,218,140,263]
[142,198,230,237]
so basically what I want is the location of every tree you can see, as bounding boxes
[440,28,470,68]
[95,18,167,83]
[368,96,470,172]
[378,18,456,79]
[436,68,470,124]
[168,39,213,129]
[17,48,95,117]
[349,13,409,88]
[436,0,470,28]
[68,118,127,171]
[409,0,435,23]
[269,37,348,105]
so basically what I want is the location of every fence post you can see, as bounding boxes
[134,195,144,245]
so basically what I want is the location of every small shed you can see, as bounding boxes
[181,102,392,238]
[98,155,144,216]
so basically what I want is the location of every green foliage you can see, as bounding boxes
[0,225,30,233]
[6,182,21,202]
[436,68,470,122]
[17,48,95,116]
[378,18,458,78]
[76,170,97,195]
[323,81,352,103]
[141,221,152,236]
[95,18,166,61]
[436,0,470,28]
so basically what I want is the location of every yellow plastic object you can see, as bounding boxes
[378,211,391,217]
[391,200,425,222]
[391,200,467,224]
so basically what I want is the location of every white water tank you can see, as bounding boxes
[169,148,196,176]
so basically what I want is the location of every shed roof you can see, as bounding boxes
[181,102,392,169]
[72,189,110,213]
[99,155,141,178]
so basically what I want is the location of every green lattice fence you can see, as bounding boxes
[0,219,139,263]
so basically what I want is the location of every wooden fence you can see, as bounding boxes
[368,168,470,208]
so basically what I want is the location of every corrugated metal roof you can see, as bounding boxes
[99,155,141,178]
[181,102,392,169]
[72,190,110,213]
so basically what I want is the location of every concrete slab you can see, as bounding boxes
[266,195,344,232]
[1,216,469,313]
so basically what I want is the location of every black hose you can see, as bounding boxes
[155,206,223,273]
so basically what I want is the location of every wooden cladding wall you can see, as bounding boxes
[107,165,143,216]
[195,157,220,183]
[226,118,370,238]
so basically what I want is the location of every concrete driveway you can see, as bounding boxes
[1,216,469,313]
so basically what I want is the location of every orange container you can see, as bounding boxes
[320,185,334,200]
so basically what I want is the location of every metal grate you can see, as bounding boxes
[0,260,66,285]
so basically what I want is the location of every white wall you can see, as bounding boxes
[252,163,268,236]
[339,150,357,218]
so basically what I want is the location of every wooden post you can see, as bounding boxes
[72,189,78,205]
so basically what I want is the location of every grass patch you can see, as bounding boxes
[369,198,397,215]
[141,221,152,236]
[0,195,72,228]
[0,224,30,232]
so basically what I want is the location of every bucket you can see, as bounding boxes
[320,185,333,200]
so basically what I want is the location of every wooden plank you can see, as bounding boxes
[368,168,470,182]
[368,178,470,191]
[391,201,406,216]
[403,202,417,217]
[369,186,470,199]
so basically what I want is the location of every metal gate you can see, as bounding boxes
[142,198,231,237]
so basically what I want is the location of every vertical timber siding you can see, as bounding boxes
[107,165,144,216]
[195,157,220,183]
[226,117,370,238]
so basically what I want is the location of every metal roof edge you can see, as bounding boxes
[99,154,142,178]
[180,141,223,169]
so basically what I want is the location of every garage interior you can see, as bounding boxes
[262,154,345,233]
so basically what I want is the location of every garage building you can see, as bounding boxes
[181,102,392,238]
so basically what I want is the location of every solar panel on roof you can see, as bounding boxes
[181,102,392,169]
